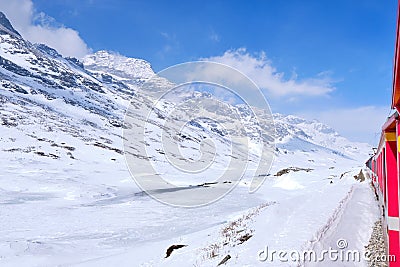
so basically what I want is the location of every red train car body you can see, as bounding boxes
[366,3,400,265]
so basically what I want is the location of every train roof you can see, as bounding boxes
[382,111,398,132]
[375,111,398,154]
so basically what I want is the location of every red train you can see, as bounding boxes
[366,3,400,265]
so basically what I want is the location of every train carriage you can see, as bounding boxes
[367,3,400,265]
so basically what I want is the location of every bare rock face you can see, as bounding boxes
[0,11,21,37]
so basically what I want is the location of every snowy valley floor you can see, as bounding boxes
[0,139,380,266]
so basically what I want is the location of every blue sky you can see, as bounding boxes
[0,0,398,144]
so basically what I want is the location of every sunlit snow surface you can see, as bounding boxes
[0,101,377,266]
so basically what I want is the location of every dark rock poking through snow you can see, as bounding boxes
[165,244,187,258]
[217,254,231,266]
[354,169,365,182]
[274,167,313,176]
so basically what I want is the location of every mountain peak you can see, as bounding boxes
[83,50,155,79]
[0,12,21,37]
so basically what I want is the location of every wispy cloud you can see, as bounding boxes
[209,29,220,42]
[203,48,336,98]
[0,0,90,58]
[158,31,179,57]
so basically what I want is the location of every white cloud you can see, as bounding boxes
[0,0,90,58]
[301,106,390,145]
[201,49,387,145]
[203,48,335,97]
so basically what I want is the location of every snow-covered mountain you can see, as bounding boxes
[0,12,376,266]
[273,113,371,160]
[83,50,154,80]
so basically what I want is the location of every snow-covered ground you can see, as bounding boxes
[0,111,378,266]
[0,12,380,266]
